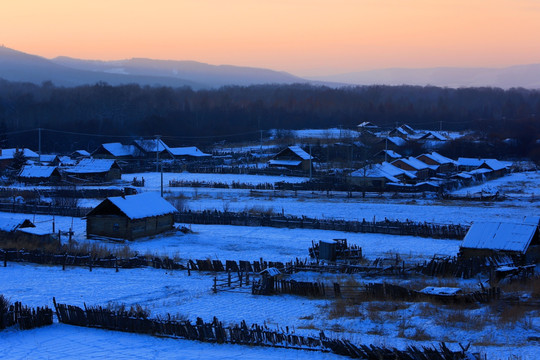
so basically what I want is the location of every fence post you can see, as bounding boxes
[228,271,231,287]
[115,257,119,272]
[213,277,217,293]
[3,250,6,267]
[187,261,191,276]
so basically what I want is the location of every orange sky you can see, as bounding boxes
[1,0,539,76]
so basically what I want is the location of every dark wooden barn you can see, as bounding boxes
[86,192,178,241]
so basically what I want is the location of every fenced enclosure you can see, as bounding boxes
[0,297,53,331]
[53,300,476,360]
[176,210,469,240]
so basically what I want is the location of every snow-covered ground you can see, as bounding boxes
[1,170,539,359]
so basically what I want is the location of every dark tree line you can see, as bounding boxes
[0,79,539,155]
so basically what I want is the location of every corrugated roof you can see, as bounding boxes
[19,165,58,178]
[419,152,455,165]
[461,222,537,253]
[133,139,171,153]
[64,159,118,174]
[0,148,39,160]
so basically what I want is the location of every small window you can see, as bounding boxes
[113,223,119,231]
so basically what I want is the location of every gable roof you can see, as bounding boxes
[19,165,60,179]
[0,218,35,232]
[133,139,171,154]
[351,161,416,181]
[0,148,39,160]
[357,121,378,129]
[98,143,139,157]
[457,158,485,168]
[64,158,119,174]
[417,152,455,165]
[419,131,448,141]
[287,146,312,160]
[461,221,538,253]
[380,136,407,147]
[374,149,401,159]
[87,192,178,220]
[393,157,436,171]
[480,159,508,171]
[169,146,211,157]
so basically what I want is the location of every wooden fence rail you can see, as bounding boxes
[53,300,476,360]
[0,299,53,331]
[176,211,469,240]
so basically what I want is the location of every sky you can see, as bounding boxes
[1,0,540,77]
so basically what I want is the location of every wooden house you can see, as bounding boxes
[416,152,456,174]
[374,136,406,152]
[391,157,437,180]
[18,165,62,184]
[63,158,121,182]
[85,192,178,241]
[169,146,211,160]
[459,218,540,264]
[268,146,313,171]
[92,143,141,160]
[0,148,39,170]
[0,218,57,245]
[132,139,173,159]
[349,162,416,189]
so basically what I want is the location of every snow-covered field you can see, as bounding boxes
[1,170,539,359]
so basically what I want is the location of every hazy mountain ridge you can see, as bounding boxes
[52,56,305,87]
[311,64,540,89]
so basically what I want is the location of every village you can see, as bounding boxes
[0,123,539,360]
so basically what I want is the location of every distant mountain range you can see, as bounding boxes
[310,64,540,89]
[1,46,539,89]
[0,46,306,89]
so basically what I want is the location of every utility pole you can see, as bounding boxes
[309,144,312,180]
[384,135,388,163]
[38,128,41,163]
[260,129,263,154]
[155,135,160,173]
[439,120,443,132]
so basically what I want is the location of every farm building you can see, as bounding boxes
[92,143,141,159]
[416,152,456,174]
[63,158,122,182]
[0,148,39,170]
[132,139,173,159]
[268,146,313,171]
[85,192,178,240]
[169,146,211,160]
[459,218,540,264]
[391,157,437,180]
[349,162,416,189]
[18,165,62,184]
[0,218,57,245]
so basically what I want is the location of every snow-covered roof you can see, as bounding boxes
[39,154,59,163]
[0,148,39,160]
[169,146,211,157]
[461,222,538,253]
[481,159,508,171]
[64,159,118,174]
[0,218,35,232]
[383,137,407,146]
[393,157,435,171]
[457,158,484,167]
[357,121,378,129]
[350,161,416,182]
[287,146,312,160]
[19,165,59,178]
[59,156,76,166]
[418,152,455,165]
[420,287,462,296]
[419,131,448,141]
[268,159,302,167]
[88,192,178,220]
[375,149,401,159]
[72,150,91,157]
[100,143,139,157]
[133,139,171,153]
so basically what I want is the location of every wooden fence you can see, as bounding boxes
[0,298,53,331]
[53,300,475,360]
[176,211,469,240]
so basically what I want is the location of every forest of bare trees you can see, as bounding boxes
[0,79,539,159]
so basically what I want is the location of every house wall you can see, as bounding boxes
[87,214,174,240]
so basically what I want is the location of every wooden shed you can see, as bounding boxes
[18,165,62,184]
[63,158,122,182]
[459,218,540,264]
[85,192,178,240]
[268,146,313,171]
